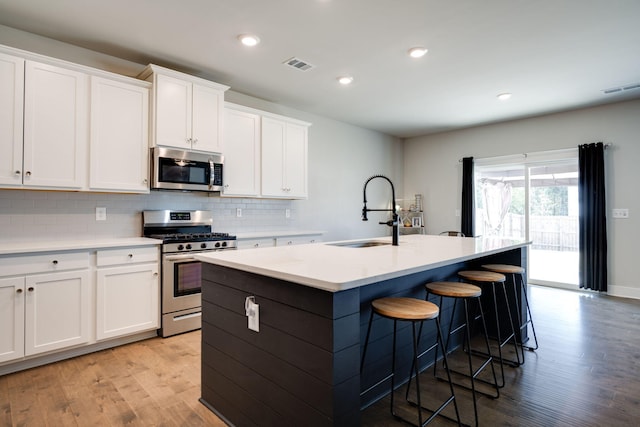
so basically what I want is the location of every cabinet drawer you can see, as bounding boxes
[236,238,276,250]
[97,246,158,267]
[0,251,89,276]
[276,235,322,246]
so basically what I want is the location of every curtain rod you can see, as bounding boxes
[458,143,612,162]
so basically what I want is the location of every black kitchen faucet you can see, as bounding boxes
[362,174,399,246]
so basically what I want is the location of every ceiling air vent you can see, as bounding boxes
[602,82,640,95]
[283,57,315,72]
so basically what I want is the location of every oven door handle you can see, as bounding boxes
[164,254,198,262]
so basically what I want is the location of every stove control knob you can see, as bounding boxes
[186,244,192,250]
[215,242,221,248]
[177,244,184,251]
[221,242,227,247]
[201,243,207,249]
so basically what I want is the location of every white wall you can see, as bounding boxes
[403,99,640,299]
[0,25,402,243]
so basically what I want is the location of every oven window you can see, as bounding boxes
[174,261,202,297]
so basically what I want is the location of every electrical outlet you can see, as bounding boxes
[96,207,107,221]
[612,208,629,219]
[285,208,291,218]
[248,303,259,332]
[236,208,242,217]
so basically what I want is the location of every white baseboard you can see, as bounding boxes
[607,285,640,300]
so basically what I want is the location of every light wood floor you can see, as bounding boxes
[2,285,640,426]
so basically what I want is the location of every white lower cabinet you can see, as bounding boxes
[0,244,160,370]
[96,247,159,341]
[0,259,91,363]
[25,270,90,356]
[0,277,25,363]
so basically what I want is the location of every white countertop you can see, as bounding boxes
[0,237,163,256]
[195,234,530,292]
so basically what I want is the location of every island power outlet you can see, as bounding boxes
[245,296,260,332]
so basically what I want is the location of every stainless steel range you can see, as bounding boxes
[142,210,236,337]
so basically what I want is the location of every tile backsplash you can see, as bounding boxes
[0,190,296,241]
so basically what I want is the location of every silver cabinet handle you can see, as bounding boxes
[28,287,34,292]
[15,170,21,175]
[193,138,198,144]
[16,288,23,294]
[128,254,133,258]
[25,171,31,176]
[52,260,58,265]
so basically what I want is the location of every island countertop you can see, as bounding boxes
[195,234,530,292]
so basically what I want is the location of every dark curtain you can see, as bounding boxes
[461,157,474,237]
[578,142,607,292]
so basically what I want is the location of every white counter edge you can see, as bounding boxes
[196,237,530,293]
[0,237,163,256]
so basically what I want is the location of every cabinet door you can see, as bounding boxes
[23,61,88,189]
[24,270,90,356]
[90,77,149,192]
[191,83,223,153]
[222,108,261,196]
[96,264,159,340]
[283,122,308,198]
[0,52,24,187]
[155,73,191,149]
[0,277,25,363]
[261,117,286,197]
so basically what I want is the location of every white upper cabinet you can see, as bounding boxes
[139,64,229,154]
[89,76,150,193]
[0,52,24,187]
[23,61,89,190]
[222,104,261,197]
[261,116,309,199]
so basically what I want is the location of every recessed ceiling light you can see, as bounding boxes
[238,34,260,47]
[497,93,512,101]
[408,47,428,58]
[337,76,354,85]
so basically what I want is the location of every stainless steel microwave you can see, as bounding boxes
[151,147,223,192]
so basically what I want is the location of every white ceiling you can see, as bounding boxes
[1,0,639,138]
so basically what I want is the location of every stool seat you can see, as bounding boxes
[372,297,439,320]
[426,282,482,298]
[482,264,524,275]
[458,270,505,283]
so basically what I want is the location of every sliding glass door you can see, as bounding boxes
[474,152,579,289]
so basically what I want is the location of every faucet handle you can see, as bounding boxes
[362,204,368,221]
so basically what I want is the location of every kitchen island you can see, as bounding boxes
[195,234,529,426]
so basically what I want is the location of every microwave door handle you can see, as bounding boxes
[209,159,214,190]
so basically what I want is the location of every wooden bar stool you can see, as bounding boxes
[482,264,539,352]
[425,282,499,427]
[457,270,523,388]
[361,297,461,426]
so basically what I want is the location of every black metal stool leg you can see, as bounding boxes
[499,281,524,366]
[516,272,539,351]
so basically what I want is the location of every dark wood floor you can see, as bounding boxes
[1,285,639,426]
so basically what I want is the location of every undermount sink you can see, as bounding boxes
[327,240,391,248]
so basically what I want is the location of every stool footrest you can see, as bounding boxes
[468,348,520,368]
[404,395,462,427]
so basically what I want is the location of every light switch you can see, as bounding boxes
[236,208,242,218]
[285,209,291,218]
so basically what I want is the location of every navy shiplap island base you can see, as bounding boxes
[194,234,529,426]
